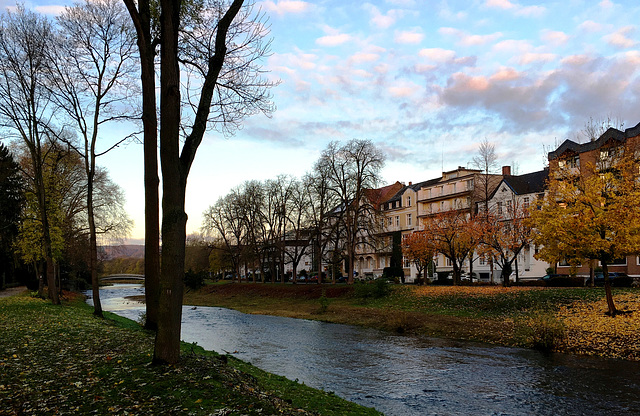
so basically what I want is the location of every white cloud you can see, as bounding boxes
[261,1,311,16]
[516,5,545,17]
[486,0,515,10]
[604,26,637,49]
[440,27,503,46]
[578,20,604,33]
[349,52,381,65]
[517,52,556,65]
[485,0,545,17]
[394,29,424,44]
[364,4,403,29]
[34,5,66,15]
[419,48,456,63]
[316,33,351,47]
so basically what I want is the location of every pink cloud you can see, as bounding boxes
[604,26,637,49]
[541,30,569,46]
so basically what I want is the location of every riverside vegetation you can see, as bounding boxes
[183,281,640,361]
[0,291,381,416]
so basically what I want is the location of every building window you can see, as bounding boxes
[559,154,580,169]
[479,256,486,266]
[497,201,503,215]
[602,258,627,266]
[466,179,474,190]
[407,213,412,226]
[395,216,400,227]
[407,195,411,206]
[387,217,392,226]
[404,257,410,268]
[523,197,530,209]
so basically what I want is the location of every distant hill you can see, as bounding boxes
[99,245,145,260]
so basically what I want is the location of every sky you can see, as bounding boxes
[7,0,640,244]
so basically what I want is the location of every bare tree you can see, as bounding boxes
[321,139,385,284]
[202,191,248,282]
[0,7,60,304]
[124,0,276,363]
[576,115,624,143]
[122,0,160,330]
[283,178,312,283]
[48,0,137,317]
[305,164,339,283]
[472,137,498,214]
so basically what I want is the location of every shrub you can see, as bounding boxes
[184,269,206,290]
[514,314,566,352]
[318,289,330,314]
[353,278,392,299]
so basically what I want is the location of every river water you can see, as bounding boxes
[88,284,640,416]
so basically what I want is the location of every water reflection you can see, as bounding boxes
[88,285,640,416]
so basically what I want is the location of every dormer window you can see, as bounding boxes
[406,195,411,206]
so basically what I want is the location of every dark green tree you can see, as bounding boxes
[0,143,25,288]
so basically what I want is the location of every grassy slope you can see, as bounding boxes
[183,282,640,360]
[0,292,381,416]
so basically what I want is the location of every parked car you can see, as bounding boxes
[586,272,632,287]
[336,275,348,283]
[539,274,578,287]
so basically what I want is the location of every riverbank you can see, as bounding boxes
[183,282,640,361]
[0,290,380,416]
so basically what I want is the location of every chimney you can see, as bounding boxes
[502,166,511,176]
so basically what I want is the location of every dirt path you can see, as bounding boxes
[0,286,27,298]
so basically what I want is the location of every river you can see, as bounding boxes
[88,284,640,416]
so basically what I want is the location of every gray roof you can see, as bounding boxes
[494,169,548,197]
[548,121,640,160]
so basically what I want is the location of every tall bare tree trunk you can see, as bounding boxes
[124,0,160,331]
[154,0,184,365]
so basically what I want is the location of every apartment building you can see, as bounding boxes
[548,121,640,278]
[472,168,549,281]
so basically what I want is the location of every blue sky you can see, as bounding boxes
[9,0,640,243]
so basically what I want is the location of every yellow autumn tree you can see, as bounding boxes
[529,145,640,315]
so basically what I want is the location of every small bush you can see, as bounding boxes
[514,314,566,352]
[354,278,392,299]
[318,289,330,314]
[184,269,206,290]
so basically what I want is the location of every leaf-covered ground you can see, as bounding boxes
[557,291,640,361]
[0,292,380,416]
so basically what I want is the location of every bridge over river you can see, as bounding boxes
[99,274,144,283]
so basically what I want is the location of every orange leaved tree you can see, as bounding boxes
[421,210,479,285]
[401,231,435,284]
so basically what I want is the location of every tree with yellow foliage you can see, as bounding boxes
[529,145,640,315]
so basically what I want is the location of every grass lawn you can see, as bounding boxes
[183,281,640,361]
[0,291,381,416]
